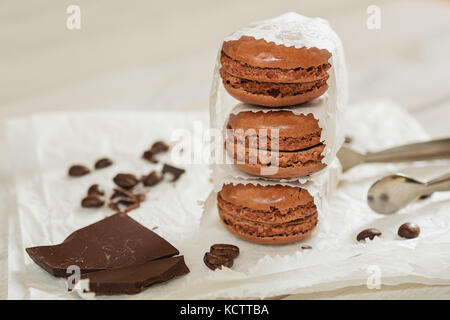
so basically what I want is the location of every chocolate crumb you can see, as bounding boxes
[162,164,185,182]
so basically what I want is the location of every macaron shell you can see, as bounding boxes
[221,68,329,107]
[228,143,326,178]
[227,111,322,151]
[220,53,330,83]
[217,184,318,245]
[219,183,314,213]
[222,36,331,69]
[219,207,318,245]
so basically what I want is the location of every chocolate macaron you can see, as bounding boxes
[220,36,331,107]
[218,184,318,244]
[226,111,326,178]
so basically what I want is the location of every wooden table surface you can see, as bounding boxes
[1,0,449,299]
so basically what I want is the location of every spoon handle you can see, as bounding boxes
[426,172,450,192]
[364,138,450,163]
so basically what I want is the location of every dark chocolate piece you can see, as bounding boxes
[68,165,90,177]
[83,256,189,295]
[162,164,185,182]
[109,187,145,214]
[95,158,113,169]
[26,214,179,277]
[113,173,139,189]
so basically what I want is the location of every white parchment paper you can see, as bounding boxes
[7,100,450,299]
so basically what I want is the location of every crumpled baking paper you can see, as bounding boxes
[7,100,450,299]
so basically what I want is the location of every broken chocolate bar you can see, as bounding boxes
[26,213,179,277]
[83,256,189,295]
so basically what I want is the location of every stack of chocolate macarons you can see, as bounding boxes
[210,13,346,245]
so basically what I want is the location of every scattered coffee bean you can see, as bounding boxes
[68,165,90,177]
[141,171,163,187]
[95,158,113,169]
[142,141,169,163]
[301,245,312,250]
[142,150,158,163]
[113,173,139,189]
[152,226,158,230]
[357,228,382,242]
[344,136,353,144]
[81,195,105,208]
[162,164,185,182]
[203,252,233,271]
[398,222,420,239]
[87,184,104,196]
[151,141,169,153]
[210,244,239,259]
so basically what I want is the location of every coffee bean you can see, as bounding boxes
[81,195,105,208]
[344,136,353,144]
[141,171,162,187]
[94,158,113,169]
[398,222,420,239]
[162,164,185,182]
[87,184,104,196]
[68,165,90,177]
[142,150,158,163]
[203,252,233,270]
[151,141,169,153]
[142,141,169,163]
[301,245,312,250]
[210,244,239,259]
[357,228,382,242]
[113,173,139,189]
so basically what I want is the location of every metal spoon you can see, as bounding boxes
[338,138,450,172]
[367,172,450,214]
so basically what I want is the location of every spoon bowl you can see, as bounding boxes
[367,174,425,214]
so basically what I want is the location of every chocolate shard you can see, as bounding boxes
[162,164,185,182]
[26,214,179,277]
[83,256,189,295]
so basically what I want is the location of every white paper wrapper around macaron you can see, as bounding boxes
[213,94,343,184]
